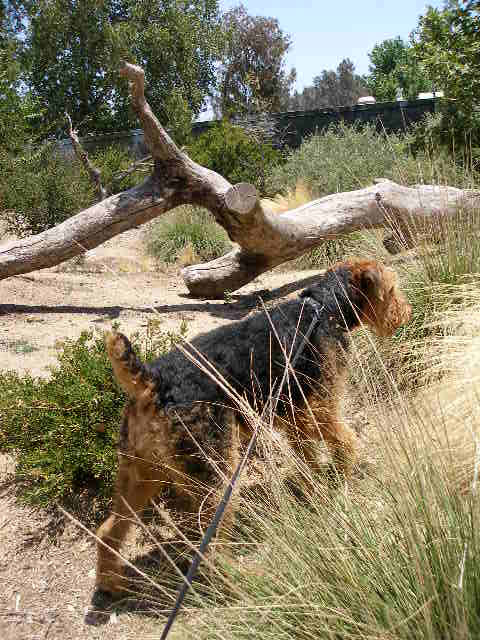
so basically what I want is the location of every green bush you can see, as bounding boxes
[0,321,186,523]
[189,120,281,195]
[89,143,145,193]
[266,121,472,200]
[1,146,94,236]
[0,143,143,237]
[411,108,480,172]
[145,206,231,265]
[266,121,477,269]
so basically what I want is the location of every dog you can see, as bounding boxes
[95,259,411,594]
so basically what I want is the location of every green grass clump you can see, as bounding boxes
[145,206,231,265]
[0,320,186,523]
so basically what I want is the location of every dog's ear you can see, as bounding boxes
[360,266,384,301]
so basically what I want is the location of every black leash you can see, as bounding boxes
[159,298,323,640]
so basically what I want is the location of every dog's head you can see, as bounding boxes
[301,260,411,337]
[348,260,412,336]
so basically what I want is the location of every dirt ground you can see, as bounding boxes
[0,228,324,639]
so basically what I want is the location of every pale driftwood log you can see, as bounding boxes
[1,64,480,297]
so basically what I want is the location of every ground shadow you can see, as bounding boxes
[0,273,323,323]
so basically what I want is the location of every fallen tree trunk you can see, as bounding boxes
[183,182,480,296]
[1,63,479,297]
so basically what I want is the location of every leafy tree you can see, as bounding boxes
[21,0,224,135]
[0,3,44,155]
[216,4,296,117]
[110,0,225,137]
[367,36,430,101]
[413,1,480,118]
[288,59,368,110]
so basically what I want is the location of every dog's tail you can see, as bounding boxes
[106,332,153,399]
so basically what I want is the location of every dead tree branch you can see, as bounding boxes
[65,113,107,201]
[0,64,479,297]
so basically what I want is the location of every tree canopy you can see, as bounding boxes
[366,36,430,102]
[215,3,296,117]
[20,0,225,134]
[288,59,368,111]
[413,0,480,119]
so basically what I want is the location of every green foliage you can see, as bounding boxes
[0,147,95,236]
[215,3,296,117]
[266,121,465,200]
[267,121,476,270]
[413,3,480,122]
[366,36,430,101]
[0,26,45,156]
[189,120,281,195]
[22,0,224,135]
[145,206,231,264]
[89,144,144,193]
[0,322,187,522]
[111,0,224,133]
[0,143,143,237]
[411,3,480,158]
[411,110,480,169]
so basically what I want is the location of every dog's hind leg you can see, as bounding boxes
[95,457,164,595]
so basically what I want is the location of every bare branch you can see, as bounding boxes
[65,113,107,201]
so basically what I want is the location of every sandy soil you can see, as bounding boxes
[0,228,323,639]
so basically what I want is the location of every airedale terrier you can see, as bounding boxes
[95,259,411,594]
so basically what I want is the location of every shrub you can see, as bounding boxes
[266,121,472,201]
[89,143,145,193]
[145,206,231,265]
[265,121,477,269]
[189,120,281,196]
[411,109,480,172]
[0,320,187,523]
[0,143,143,237]
[0,146,94,236]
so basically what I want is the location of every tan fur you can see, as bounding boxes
[96,394,241,594]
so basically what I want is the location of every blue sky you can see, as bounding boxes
[220,0,445,91]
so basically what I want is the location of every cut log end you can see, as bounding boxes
[224,182,259,215]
